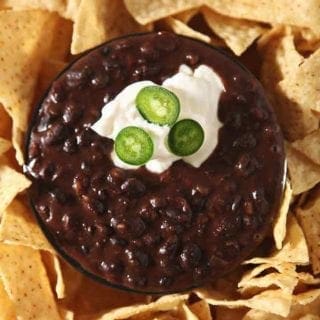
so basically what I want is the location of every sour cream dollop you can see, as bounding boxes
[91,64,225,173]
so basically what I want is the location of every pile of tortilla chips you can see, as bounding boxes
[0,0,319,319]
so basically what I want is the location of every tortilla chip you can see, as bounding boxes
[181,304,199,320]
[259,30,319,141]
[0,105,11,140]
[202,7,266,55]
[273,181,292,249]
[215,307,247,320]
[71,0,148,54]
[0,199,53,251]
[245,215,309,266]
[286,144,320,195]
[205,0,320,33]
[0,243,60,319]
[297,272,320,285]
[0,138,11,156]
[294,27,320,53]
[165,17,210,43]
[196,288,292,317]
[238,271,298,295]
[174,8,199,23]
[189,300,211,320]
[124,0,202,24]
[0,10,57,132]
[0,280,16,320]
[296,195,320,274]
[277,48,320,122]
[97,294,189,320]
[292,129,320,166]
[0,165,31,213]
[0,0,65,13]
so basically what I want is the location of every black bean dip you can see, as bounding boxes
[25,32,285,293]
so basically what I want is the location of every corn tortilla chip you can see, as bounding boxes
[286,144,320,195]
[196,288,292,317]
[0,243,61,320]
[189,300,211,320]
[0,199,53,251]
[215,307,247,320]
[124,0,202,24]
[296,195,320,274]
[0,10,58,132]
[174,8,199,24]
[71,0,148,54]
[0,165,31,214]
[277,48,320,122]
[182,304,199,320]
[164,17,210,43]
[0,105,11,140]
[292,129,320,166]
[97,294,189,320]
[0,138,11,156]
[0,0,65,13]
[273,181,292,249]
[0,280,16,320]
[205,0,320,33]
[202,7,266,55]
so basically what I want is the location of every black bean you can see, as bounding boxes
[73,173,90,196]
[125,248,149,267]
[180,243,202,270]
[100,260,123,274]
[120,178,146,195]
[159,276,173,287]
[185,53,199,66]
[155,32,178,51]
[138,206,158,222]
[49,188,68,204]
[91,72,110,88]
[234,154,258,177]
[63,102,83,124]
[233,133,257,149]
[140,42,159,60]
[158,235,179,258]
[50,82,66,103]
[42,123,69,145]
[66,66,92,88]
[63,138,77,153]
[149,196,167,209]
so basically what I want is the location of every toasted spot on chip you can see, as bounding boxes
[0,244,61,319]
[0,165,31,214]
[245,215,309,266]
[296,195,320,275]
[164,16,210,42]
[202,7,266,55]
[71,0,148,54]
[286,144,320,195]
[196,288,292,317]
[97,294,189,320]
[292,129,320,166]
[124,0,202,24]
[273,180,292,249]
[0,199,53,251]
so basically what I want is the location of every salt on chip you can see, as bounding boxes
[273,180,292,249]
[124,0,202,25]
[292,129,320,166]
[0,199,53,251]
[0,243,61,320]
[286,144,320,195]
[202,7,266,55]
[71,0,148,54]
[204,0,320,34]
[0,165,31,214]
[0,280,16,320]
[164,17,210,43]
[97,294,189,320]
[196,288,292,317]
[296,195,320,274]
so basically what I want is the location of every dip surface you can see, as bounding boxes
[25,32,285,293]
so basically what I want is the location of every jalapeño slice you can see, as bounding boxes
[136,86,180,126]
[168,119,204,156]
[115,126,153,165]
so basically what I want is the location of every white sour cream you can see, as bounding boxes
[91,64,225,173]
